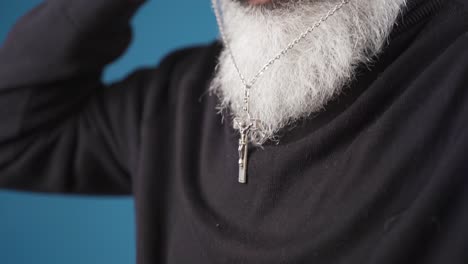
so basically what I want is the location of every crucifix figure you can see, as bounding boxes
[235,118,258,184]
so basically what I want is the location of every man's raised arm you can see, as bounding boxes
[0,0,161,194]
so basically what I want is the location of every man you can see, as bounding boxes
[0,0,467,263]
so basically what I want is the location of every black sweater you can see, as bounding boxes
[1,0,468,263]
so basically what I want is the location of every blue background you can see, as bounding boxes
[0,1,217,263]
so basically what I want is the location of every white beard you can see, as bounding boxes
[210,0,407,145]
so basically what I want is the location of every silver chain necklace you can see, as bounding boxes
[211,0,351,184]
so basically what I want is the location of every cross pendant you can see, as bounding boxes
[238,128,249,183]
[235,118,257,184]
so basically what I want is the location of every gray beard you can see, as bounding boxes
[210,0,407,145]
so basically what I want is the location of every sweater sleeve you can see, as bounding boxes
[0,0,159,195]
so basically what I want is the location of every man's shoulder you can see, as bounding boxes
[144,41,222,105]
[158,41,222,75]
[128,41,222,99]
